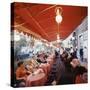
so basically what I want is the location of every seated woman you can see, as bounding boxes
[16,61,31,87]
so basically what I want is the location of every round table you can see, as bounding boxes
[39,63,51,75]
[26,72,46,87]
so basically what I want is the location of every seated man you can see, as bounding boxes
[70,58,88,84]
[75,66,88,84]
[16,61,31,87]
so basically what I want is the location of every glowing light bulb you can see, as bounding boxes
[55,14,62,23]
[55,8,63,24]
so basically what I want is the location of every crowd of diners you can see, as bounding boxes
[13,47,88,87]
[53,47,88,85]
[13,51,55,87]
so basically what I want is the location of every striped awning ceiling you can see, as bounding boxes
[11,2,87,41]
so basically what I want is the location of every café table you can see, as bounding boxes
[26,72,47,87]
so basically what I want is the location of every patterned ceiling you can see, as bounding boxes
[11,2,87,41]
